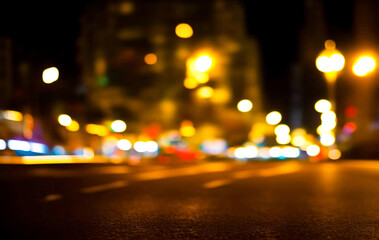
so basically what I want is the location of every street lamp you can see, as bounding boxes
[315,40,345,111]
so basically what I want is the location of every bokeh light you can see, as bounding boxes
[328,149,341,160]
[184,77,199,89]
[111,120,127,132]
[274,124,290,136]
[58,114,72,127]
[66,120,80,132]
[197,86,214,98]
[195,55,212,72]
[42,67,59,84]
[144,53,157,65]
[117,139,132,151]
[175,23,193,38]
[320,134,335,146]
[276,135,291,145]
[237,99,253,112]
[353,56,376,76]
[306,145,320,157]
[314,99,332,113]
[266,111,282,125]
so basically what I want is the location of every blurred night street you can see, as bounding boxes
[0,0,379,238]
[1,159,379,239]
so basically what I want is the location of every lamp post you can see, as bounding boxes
[315,40,345,112]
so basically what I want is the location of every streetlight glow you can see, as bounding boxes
[42,67,59,84]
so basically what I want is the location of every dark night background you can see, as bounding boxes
[0,0,358,121]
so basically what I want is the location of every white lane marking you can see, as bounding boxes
[233,162,301,179]
[203,179,233,189]
[80,180,128,194]
[43,194,63,202]
[203,162,302,189]
[134,162,233,181]
[29,166,130,178]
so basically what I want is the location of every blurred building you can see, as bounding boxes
[0,37,12,108]
[77,0,263,142]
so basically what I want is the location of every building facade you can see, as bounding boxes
[77,0,263,143]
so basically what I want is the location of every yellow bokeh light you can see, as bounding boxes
[276,135,291,145]
[237,99,253,112]
[316,54,345,73]
[291,135,306,147]
[58,114,72,127]
[2,110,23,121]
[183,77,199,89]
[266,111,282,125]
[316,40,345,73]
[321,111,336,122]
[314,99,332,113]
[144,53,157,65]
[320,134,335,146]
[42,67,59,84]
[175,23,193,39]
[180,126,196,137]
[193,72,209,83]
[66,120,79,132]
[291,128,306,137]
[111,120,127,133]
[274,124,290,136]
[324,40,336,50]
[321,120,337,131]
[306,144,320,157]
[117,139,132,151]
[180,120,195,137]
[328,149,341,160]
[197,86,214,98]
[352,56,376,77]
[86,124,109,136]
[195,55,212,72]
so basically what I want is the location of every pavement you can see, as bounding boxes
[1,159,379,239]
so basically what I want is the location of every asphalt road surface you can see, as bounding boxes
[1,159,379,239]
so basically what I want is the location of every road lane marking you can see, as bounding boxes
[203,162,301,189]
[134,162,232,181]
[203,179,233,189]
[42,194,63,202]
[234,162,301,179]
[29,166,130,178]
[80,180,128,194]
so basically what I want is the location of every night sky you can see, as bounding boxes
[0,0,357,121]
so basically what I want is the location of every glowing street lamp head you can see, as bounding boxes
[42,67,59,84]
